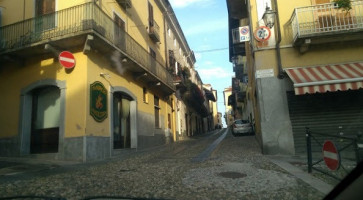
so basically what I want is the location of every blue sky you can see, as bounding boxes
[170,0,232,125]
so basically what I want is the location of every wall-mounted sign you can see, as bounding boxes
[59,51,76,69]
[90,81,108,122]
[254,26,271,42]
[239,26,250,42]
[256,69,274,78]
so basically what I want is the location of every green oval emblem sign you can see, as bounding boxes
[90,81,108,122]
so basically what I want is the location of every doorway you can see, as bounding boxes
[30,86,60,153]
[113,92,132,149]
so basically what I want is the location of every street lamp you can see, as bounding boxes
[262,5,276,29]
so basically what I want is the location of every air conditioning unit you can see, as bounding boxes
[116,0,132,9]
[232,26,250,44]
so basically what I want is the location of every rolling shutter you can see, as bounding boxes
[287,90,363,154]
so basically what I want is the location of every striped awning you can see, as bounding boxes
[285,62,363,95]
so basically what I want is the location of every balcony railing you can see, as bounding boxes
[149,20,160,43]
[0,2,174,91]
[290,0,363,42]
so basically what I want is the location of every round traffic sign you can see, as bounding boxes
[240,26,249,35]
[59,51,76,69]
[254,26,271,42]
[322,140,340,171]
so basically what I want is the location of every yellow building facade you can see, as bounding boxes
[227,0,363,155]
[0,0,195,161]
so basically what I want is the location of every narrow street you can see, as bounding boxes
[0,129,326,200]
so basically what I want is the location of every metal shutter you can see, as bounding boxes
[287,90,363,154]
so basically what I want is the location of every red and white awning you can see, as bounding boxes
[285,62,363,95]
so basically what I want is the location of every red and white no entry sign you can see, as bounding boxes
[322,140,340,171]
[59,51,76,69]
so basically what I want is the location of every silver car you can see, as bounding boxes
[232,119,253,136]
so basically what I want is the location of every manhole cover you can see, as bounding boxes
[218,171,247,179]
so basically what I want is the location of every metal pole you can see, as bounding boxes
[306,127,312,173]
[354,138,360,165]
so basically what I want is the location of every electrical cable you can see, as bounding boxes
[193,47,229,53]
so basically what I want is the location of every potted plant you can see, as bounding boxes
[333,0,352,12]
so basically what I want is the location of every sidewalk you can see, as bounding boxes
[267,155,334,195]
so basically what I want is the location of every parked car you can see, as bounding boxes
[231,119,254,136]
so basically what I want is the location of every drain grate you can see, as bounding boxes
[218,171,247,179]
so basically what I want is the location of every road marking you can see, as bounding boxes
[191,128,228,163]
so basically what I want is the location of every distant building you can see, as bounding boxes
[203,84,218,131]
[223,87,234,126]
[217,112,223,128]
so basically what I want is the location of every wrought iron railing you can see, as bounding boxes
[306,127,362,180]
[0,2,174,91]
[290,0,363,41]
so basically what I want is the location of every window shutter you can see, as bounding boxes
[148,2,154,27]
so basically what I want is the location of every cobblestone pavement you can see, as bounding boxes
[0,129,326,200]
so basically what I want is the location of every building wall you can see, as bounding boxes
[245,0,363,155]
[0,0,175,161]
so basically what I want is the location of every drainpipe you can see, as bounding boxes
[274,0,284,79]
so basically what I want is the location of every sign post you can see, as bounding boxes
[59,51,76,69]
[322,140,340,171]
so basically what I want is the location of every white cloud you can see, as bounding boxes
[198,66,233,80]
[195,53,202,60]
[169,0,212,8]
[184,19,227,36]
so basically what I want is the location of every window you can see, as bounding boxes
[174,39,177,47]
[154,96,160,128]
[143,87,148,103]
[168,28,171,37]
[150,47,156,59]
[148,1,154,28]
[168,114,171,129]
[35,0,56,30]
[114,12,126,31]
[168,50,175,70]
[179,48,182,55]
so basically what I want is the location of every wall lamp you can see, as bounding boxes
[262,5,276,29]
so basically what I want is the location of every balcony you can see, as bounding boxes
[0,2,175,94]
[173,74,186,88]
[290,1,363,50]
[116,0,132,9]
[148,20,160,43]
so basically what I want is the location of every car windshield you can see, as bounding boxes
[235,120,249,124]
[0,0,362,200]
